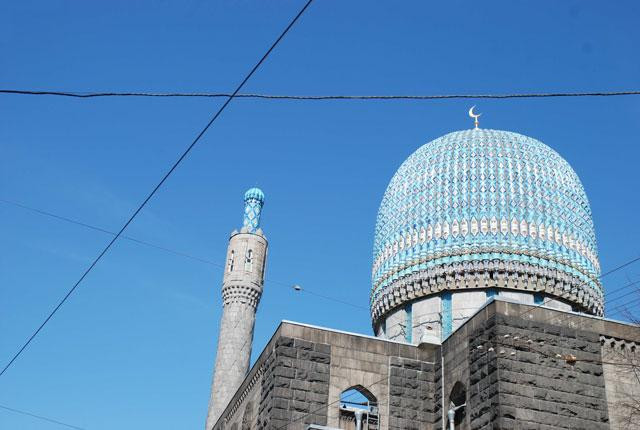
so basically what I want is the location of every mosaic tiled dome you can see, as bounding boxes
[370,129,603,323]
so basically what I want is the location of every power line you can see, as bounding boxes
[8,194,640,309]
[294,287,369,311]
[511,257,640,323]
[606,296,640,319]
[6,194,640,318]
[2,89,640,101]
[381,272,640,343]
[0,198,368,312]
[0,0,315,378]
[496,279,640,341]
[601,255,640,278]
[511,281,638,334]
[0,403,86,430]
[604,280,640,306]
[0,197,245,268]
[380,271,640,338]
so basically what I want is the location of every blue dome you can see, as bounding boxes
[242,188,265,233]
[244,187,265,203]
[371,129,602,320]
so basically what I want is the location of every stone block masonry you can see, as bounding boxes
[213,321,437,430]
[207,229,268,429]
[445,299,614,429]
[388,357,439,430]
[258,336,331,430]
[211,300,640,429]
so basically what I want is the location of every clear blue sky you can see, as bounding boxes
[1,1,639,429]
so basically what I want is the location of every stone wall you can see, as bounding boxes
[444,300,615,429]
[259,335,331,430]
[388,356,439,430]
[600,334,640,429]
[212,302,640,430]
[441,304,475,430]
[212,328,272,430]
[212,321,438,430]
[489,314,609,429]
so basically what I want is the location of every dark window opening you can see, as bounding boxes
[449,381,467,426]
[339,386,378,430]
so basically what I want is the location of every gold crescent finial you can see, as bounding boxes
[468,106,481,129]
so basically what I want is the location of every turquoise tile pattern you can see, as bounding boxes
[243,187,265,233]
[442,291,452,339]
[371,129,602,316]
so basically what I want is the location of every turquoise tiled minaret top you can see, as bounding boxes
[243,187,265,233]
[370,129,603,319]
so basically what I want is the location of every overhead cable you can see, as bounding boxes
[0,198,367,311]
[0,403,86,430]
[0,0,315,378]
[2,89,639,101]
[601,256,640,278]
[3,197,638,316]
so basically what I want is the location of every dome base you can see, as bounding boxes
[370,258,603,329]
[375,290,582,343]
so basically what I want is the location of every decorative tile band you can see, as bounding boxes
[372,216,599,283]
[371,129,601,320]
[369,259,604,327]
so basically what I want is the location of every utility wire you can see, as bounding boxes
[2,89,640,101]
[381,272,640,337]
[0,197,249,268]
[0,198,367,312]
[601,256,640,278]
[604,280,640,306]
[512,283,637,333]
[382,272,640,343]
[511,257,640,323]
[606,296,640,318]
[503,281,640,344]
[6,193,639,323]
[0,0,315,378]
[3,196,639,316]
[0,403,86,430]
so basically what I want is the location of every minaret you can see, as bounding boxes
[206,188,268,429]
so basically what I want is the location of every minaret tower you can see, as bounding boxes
[206,188,268,429]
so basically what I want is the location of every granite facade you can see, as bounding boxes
[388,356,439,430]
[211,300,640,430]
[212,322,437,430]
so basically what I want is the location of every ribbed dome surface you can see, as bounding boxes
[371,129,602,319]
[244,187,265,203]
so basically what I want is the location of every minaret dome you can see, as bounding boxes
[242,187,265,233]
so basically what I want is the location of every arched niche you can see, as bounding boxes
[449,381,467,426]
[338,386,379,430]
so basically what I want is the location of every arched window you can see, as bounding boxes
[339,386,378,430]
[448,381,467,427]
[244,249,253,272]
[228,250,235,272]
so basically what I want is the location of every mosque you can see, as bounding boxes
[205,112,640,430]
